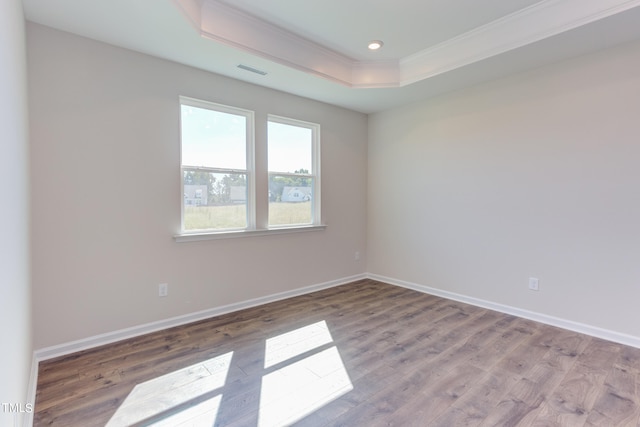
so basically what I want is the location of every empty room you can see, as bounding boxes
[3,0,640,426]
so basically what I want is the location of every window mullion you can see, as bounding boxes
[246,110,257,230]
[253,112,268,230]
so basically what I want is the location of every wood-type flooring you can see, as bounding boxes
[34,279,640,426]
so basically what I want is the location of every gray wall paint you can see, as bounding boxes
[368,39,640,338]
[28,24,367,349]
[28,20,640,352]
[1,0,32,425]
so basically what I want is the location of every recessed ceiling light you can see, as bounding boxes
[368,40,384,51]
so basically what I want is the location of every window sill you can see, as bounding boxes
[174,224,327,242]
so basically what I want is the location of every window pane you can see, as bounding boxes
[268,121,312,173]
[181,105,246,170]
[268,175,313,226]
[183,171,247,231]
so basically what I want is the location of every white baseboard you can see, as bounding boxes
[368,273,640,349]
[34,273,367,362]
[33,271,640,363]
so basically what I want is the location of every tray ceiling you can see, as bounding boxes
[22,0,640,112]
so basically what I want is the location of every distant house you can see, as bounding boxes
[281,186,312,202]
[184,184,208,206]
[230,186,247,203]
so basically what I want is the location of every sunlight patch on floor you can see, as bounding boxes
[264,320,334,368]
[259,322,353,427]
[106,320,353,427]
[106,351,233,426]
[147,395,223,427]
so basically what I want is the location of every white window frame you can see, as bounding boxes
[175,99,325,242]
[267,114,321,228]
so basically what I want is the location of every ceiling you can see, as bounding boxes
[22,0,640,113]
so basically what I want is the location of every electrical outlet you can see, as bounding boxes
[159,283,168,297]
[354,251,360,261]
[528,278,539,291]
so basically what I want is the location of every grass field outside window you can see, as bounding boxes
[184,202,312,231]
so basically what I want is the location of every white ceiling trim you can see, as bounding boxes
[401,0,640,85]
[174,0,640,89]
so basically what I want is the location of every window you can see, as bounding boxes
[268,116,320,227]
[180,97,254,232]
[179,97,321,238]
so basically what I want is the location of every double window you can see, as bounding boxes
[179,97,321,236]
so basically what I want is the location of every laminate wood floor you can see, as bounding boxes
[35,279,640,426]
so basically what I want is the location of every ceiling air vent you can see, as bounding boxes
[237,64,267,76]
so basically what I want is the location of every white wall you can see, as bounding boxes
[368,39,640,339]
[28,24,367,350]
[0,1,32,426]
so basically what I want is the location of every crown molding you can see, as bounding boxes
[173,0,640,89]
[174,0,203,29]
[400,0,640,85]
